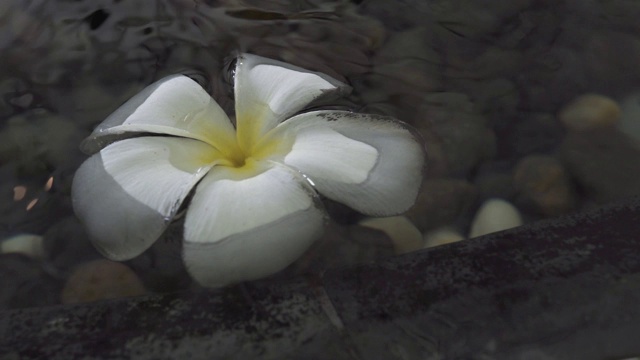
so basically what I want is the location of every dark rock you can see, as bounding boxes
[559,129,640,204]
[406,178,478,233]
[0,253,61,310]
[513,155,577,216]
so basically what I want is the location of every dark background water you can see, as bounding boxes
[2,0,640,309]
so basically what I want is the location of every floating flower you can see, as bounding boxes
[72,53,425,287]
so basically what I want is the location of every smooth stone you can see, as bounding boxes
[469,199,523,238]
[429,0,534,39]
[0,110,84,172]
[1,233,44,259]
[0,253,61,310]
[558,94,621,131]
[43,216,101,274]
[473,162,515,200]
[423,227,465,248]
[125,219,193,292]
[359,216,424,254]
[618,91,640,144]
[406,178,478,233]
[513,155,576,216]
[497,113,565,159]
[559,128,640,204]
[416,93,496,176]
[289,221,394,274]
[61,259,147,304]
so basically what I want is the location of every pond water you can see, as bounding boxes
[2,0,640,309]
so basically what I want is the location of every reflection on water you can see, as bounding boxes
[2,0,640,309]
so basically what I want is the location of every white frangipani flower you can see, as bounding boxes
[72,53,425,287]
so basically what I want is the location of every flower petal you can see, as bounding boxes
[72,137,219,260]
[262,111,425,216]
[81,75,238,155]
[183,162,325,287]
[234,53,349,152]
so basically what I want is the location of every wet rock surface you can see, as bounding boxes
[2,196,640,359]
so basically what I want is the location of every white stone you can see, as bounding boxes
[423,227,465,248]
[359,216,424,254]
[1,234,45,259]
[469,199,523,238]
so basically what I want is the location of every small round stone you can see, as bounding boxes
[1,234,45,259]
[513,155,576,216]
[61,259,146,304]
[406,178,478,233]
[359,216,424,254]
[423,227,465,248]
[469,199,523,238]
[558,94,621,131]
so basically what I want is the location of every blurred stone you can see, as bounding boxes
[1,233,44,259]
[559,94,621,131]
[406,178,477,233]
[423,227,465,248]
[290,222,394,274]
[618,91,640,144]
[473,161,515,200]
[497,113,565,160]
[375,26,440,65]
[469,198,523,238]
[416,92,496,176]
[559,129,640,204]
[0,165,70,239]
[125,219,193,293]
[359,216,424,254]
[61,259,147,304]
[513,155,576,216]
[583,30,640,94]
[470,78,520,120]
[0,110,84,173]
[0,253,61,310]
[43,216,100,274]
[359,0,434,29]
[429,0,534,39]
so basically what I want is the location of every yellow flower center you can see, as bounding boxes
[206,117,291,178]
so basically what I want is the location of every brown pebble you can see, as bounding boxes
[558,94,621,131]
[61,259,146,304]
[405,178,477,233]
[513,155,576,216]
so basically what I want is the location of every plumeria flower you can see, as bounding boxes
[72,53,425,287]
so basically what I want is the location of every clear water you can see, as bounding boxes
[2,0,640,309]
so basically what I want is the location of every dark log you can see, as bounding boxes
[2,198,640,359]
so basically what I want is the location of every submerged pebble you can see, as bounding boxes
[558,94,621,131]
[469,198,523,238]
[559,128,640,204]
[359,216,424,254]
[423,227,465,248]
[61,259,146,304]
[0,233,45,259]
[406,178,477,233]
[513,155,576,216]
[0,253,61,310]
[618,91,640,144]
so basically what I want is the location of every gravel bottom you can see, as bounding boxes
[2,0,640,309]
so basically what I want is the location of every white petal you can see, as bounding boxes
[183,162,325,287]
[233,53,349,151]
[81,75,238,154]
[264,111,425,216]
[72,137,218,260]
